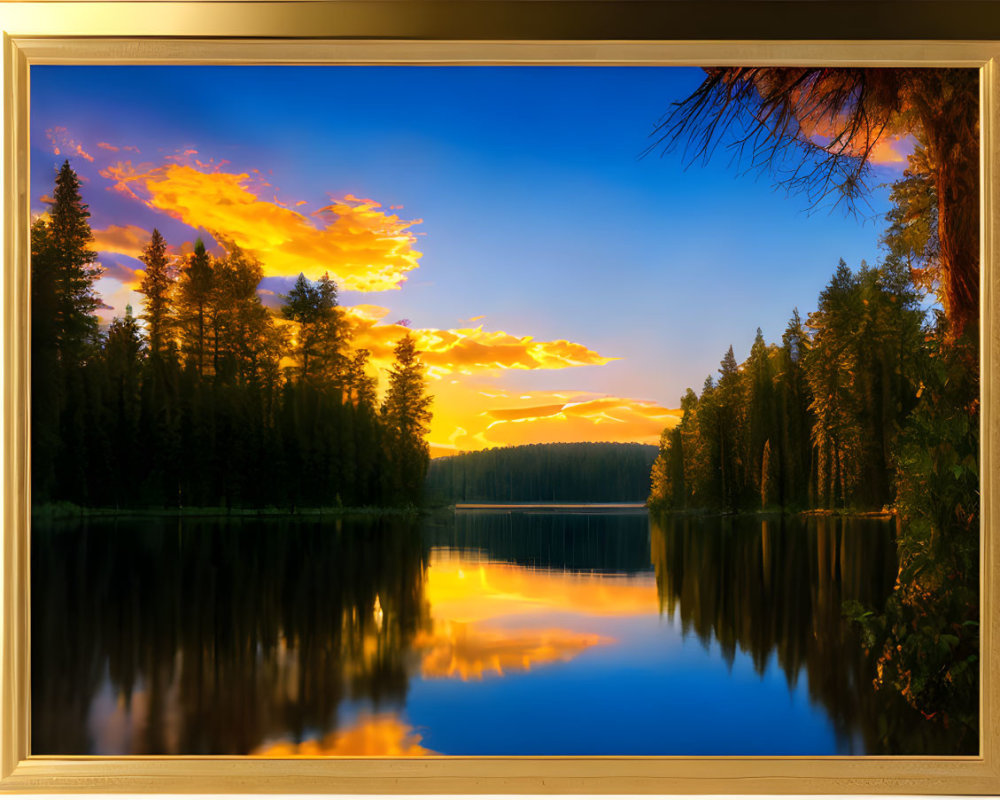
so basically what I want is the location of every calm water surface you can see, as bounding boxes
[32,510,958,755]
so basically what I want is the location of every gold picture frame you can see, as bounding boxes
[2,1,999,793]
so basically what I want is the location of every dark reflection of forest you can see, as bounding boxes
[649,513,969,755]
[422,510,653,574]
[32,516,429,755]
[33,512,972,756]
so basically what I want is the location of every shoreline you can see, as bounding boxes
[32,501,898,522]
[31,503,427,521]
[648,506,897,520]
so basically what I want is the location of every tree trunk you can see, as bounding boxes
[916,70,979,340]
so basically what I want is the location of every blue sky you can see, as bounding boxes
[31,65,910,452]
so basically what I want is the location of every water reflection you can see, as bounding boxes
[32,516,428,755]
[418,555,629,680]
[648,513,965,754]
[32,510,966,755]
[423,508,654,573]
[253,712,436,756]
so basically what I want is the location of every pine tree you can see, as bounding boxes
[281,272,346,385]
[716,345,743,510]
[381,332,432,505]
[213,243,278,384]
[31,161,101,501]
[177,239,214,377]
[138,229,174,360]
[103,310,146,505]
[43,161,101,364]
[777,309,814,508]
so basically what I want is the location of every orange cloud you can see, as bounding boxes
[92,223,152,260]
[45,127,94,163]
[99,162,423,291]
[252,713,434,757]
[795,108,913,167]
[868,133,914,165]
[343,306,616,375]
[97,142,119,152]
[425,382,680,456]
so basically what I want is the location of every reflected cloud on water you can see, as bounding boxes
[32,510,962,755]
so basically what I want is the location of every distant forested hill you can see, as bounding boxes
[425,442,659,504]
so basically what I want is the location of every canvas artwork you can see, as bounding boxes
[29,65,979,757]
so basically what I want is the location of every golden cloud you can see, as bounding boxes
[425,382,680,456]
[96,142,119,152]
[342,306,617,375]
[98,162,423,291]
[92,223,152,260]
[252,713,434,757]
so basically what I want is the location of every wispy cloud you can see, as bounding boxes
[45,126,94,162]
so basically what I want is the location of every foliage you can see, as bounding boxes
[280,271,346,384]
[381,333,433,506]
[647,119,980,737]
[138,228,174,359]
[30,161,102,501]
[849,328,979,748]
[649,259,925,514]
[651,67,978,335]
[429,441,659,504]
[30,165,433,510]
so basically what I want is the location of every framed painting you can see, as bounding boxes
[1,1,999,794]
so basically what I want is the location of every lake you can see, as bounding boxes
[31,509,961,756]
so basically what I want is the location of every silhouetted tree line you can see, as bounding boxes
[425,442,659,504]
[649,255,925,514]
[32,162,432,510]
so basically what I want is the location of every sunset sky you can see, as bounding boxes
[31,66,912,455]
